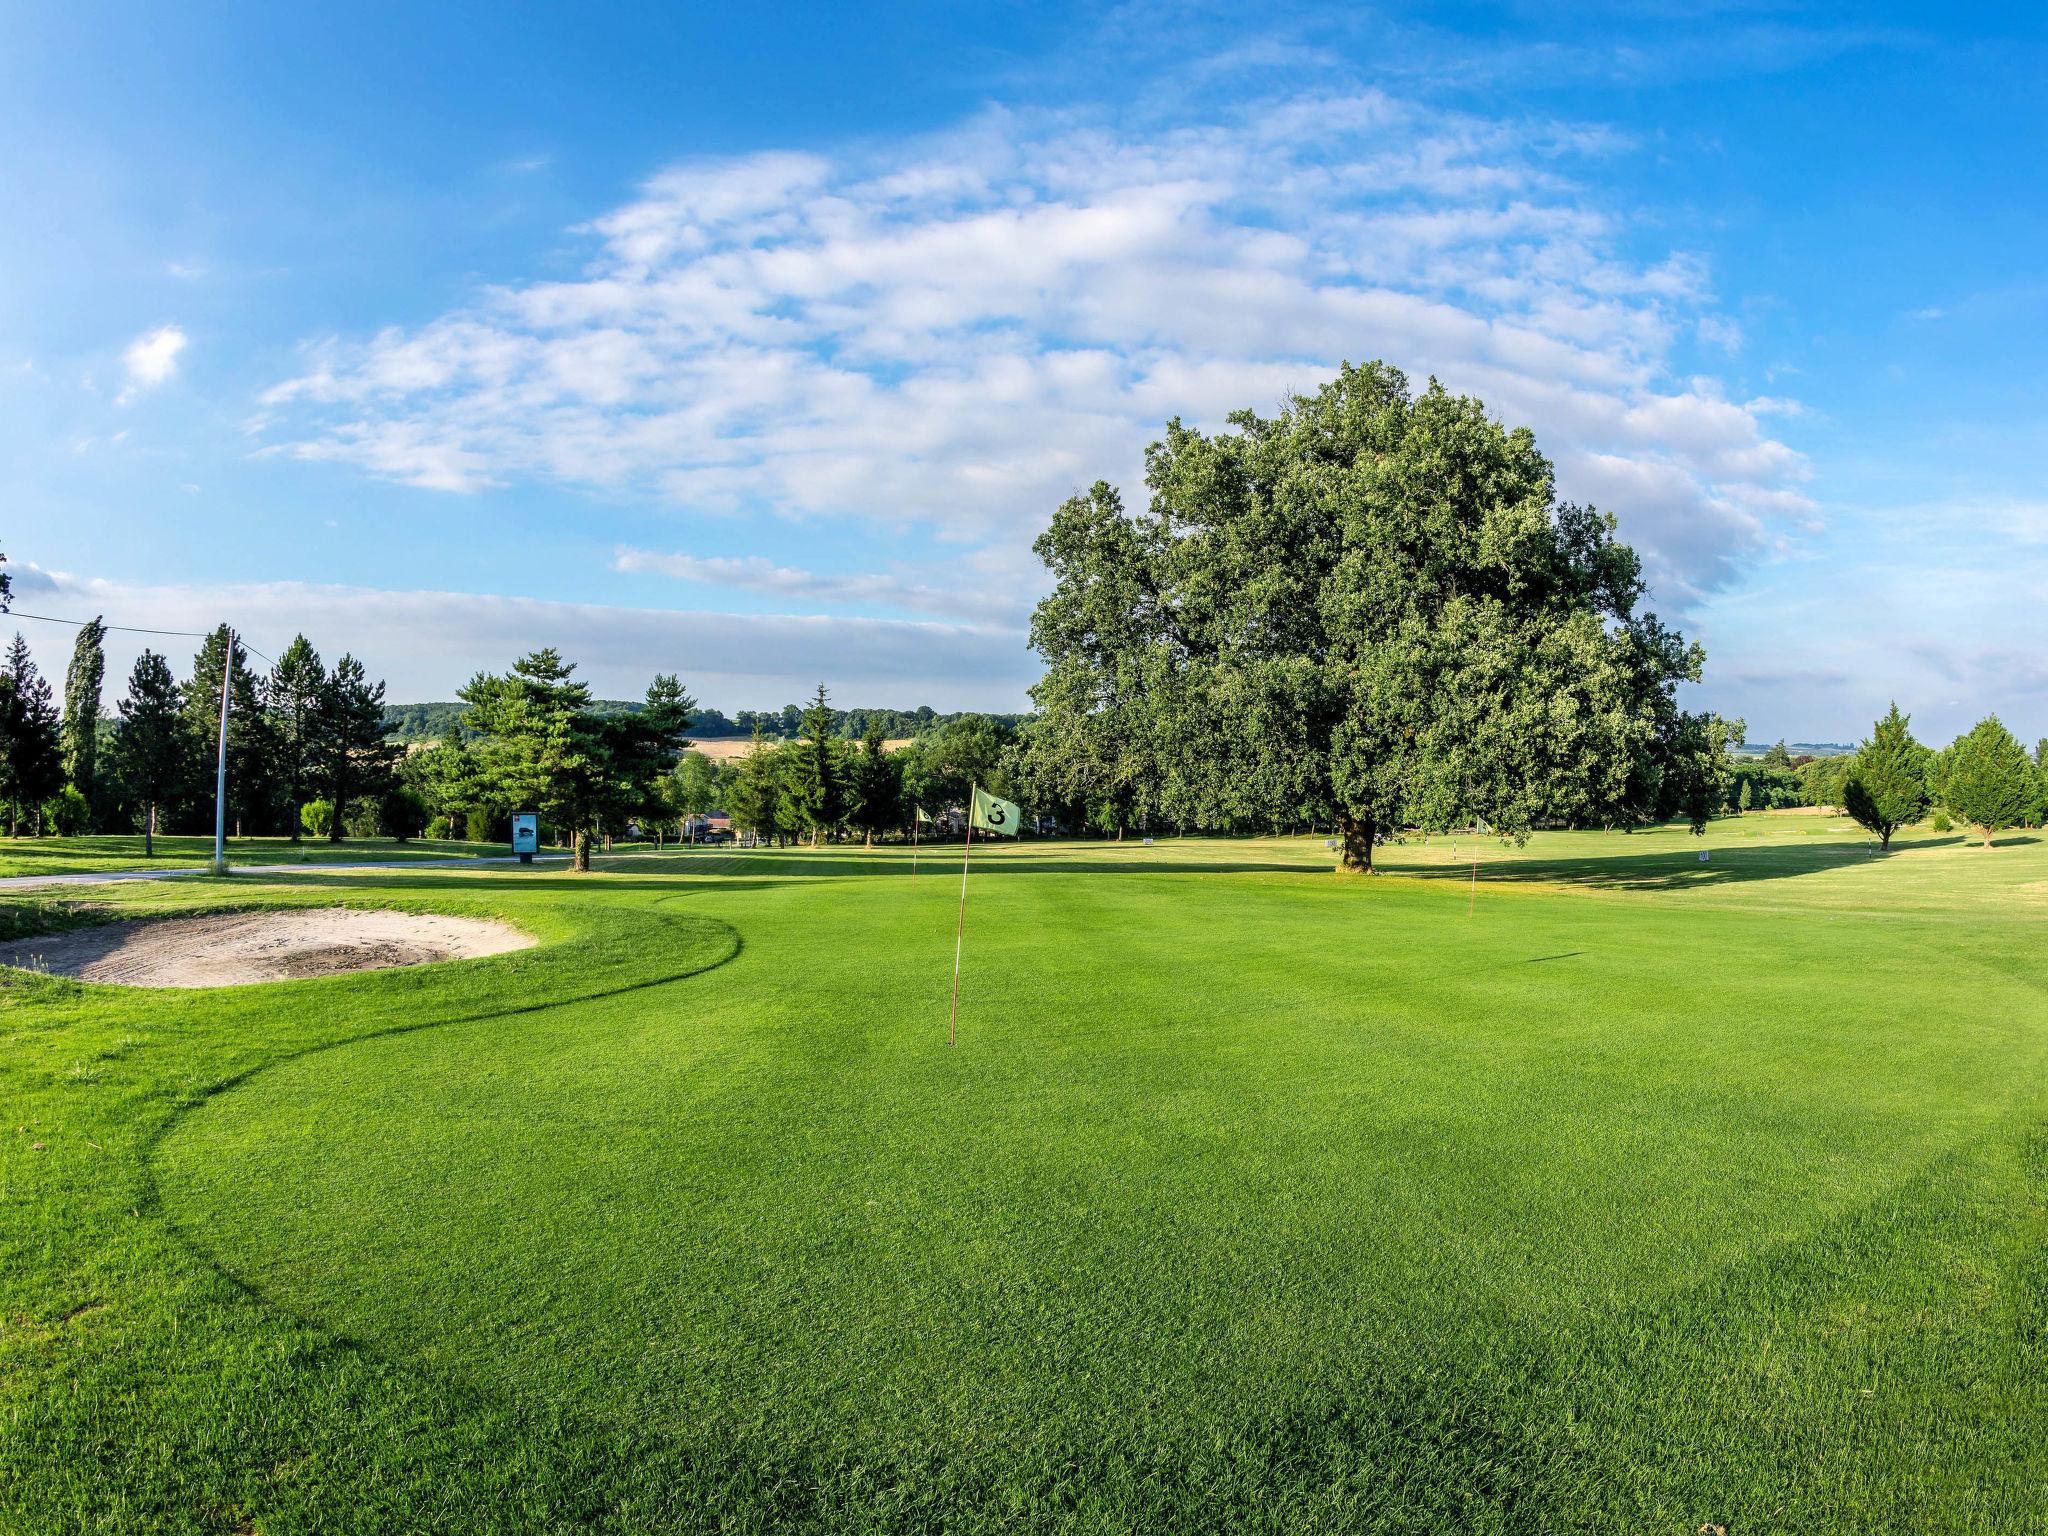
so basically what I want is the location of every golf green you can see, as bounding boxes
[7,821,2046,1531]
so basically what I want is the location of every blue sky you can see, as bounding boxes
[4,1,2045,740]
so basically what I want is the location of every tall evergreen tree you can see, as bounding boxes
[458,649,681,871]
[62,616,106,814]
[184,625,272,835]
[1941,716,2037,848]
[317,654,400,842]
[1842,703,1930,851]
[263,635,327,841]
[727,727,787,847]
[785,683,844,846]
[1,634,64,835]
[849,723,903,848]
[110,650,187,857]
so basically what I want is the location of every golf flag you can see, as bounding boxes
[969,786,1020,837]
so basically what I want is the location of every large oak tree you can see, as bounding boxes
[1028,363,1733,870]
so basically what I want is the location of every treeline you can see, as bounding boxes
[3,619,403,850]
[668,692,1023,847]
[1747,705,2046,849]
[382,698,1029,744]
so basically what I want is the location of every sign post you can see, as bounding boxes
[511,812,538,865]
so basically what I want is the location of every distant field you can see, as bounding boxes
[0,834,509,878]
[5,815,2045,1531]
[687,735,914,761]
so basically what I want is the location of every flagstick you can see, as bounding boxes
[949,811,976,1047]
[1468,857,1478,917]
[911,812,920,885]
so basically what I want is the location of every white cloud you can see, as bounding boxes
[262,94,1809,609]
[117,324,188,404]
[613,545,1040,622]
[13,568,1032,711]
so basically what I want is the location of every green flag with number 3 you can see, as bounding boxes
[969,785,1020,837]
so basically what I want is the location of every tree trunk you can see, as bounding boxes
[574,829,592,872]
[1983,826,1994,849]
[1880,828,1892,851]
[1337,813,1376,873]
[144,803,155,858]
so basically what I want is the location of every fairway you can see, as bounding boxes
[6,820,2046,1532]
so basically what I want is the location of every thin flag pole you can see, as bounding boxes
[1468,856,1478,917]
[912,809,920,884]
[949,789,977,1047]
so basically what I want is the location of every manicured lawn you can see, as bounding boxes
[3,819,2044,1531]
[0,834,513,878]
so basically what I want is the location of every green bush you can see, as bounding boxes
[343,799,383,838]
[1931,811,1952,833]
[380,787,429,842]
[425,815,455,841]
[300,799,336,838]
[44,785,92,835]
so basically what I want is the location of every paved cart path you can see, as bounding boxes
[0,853,574,892]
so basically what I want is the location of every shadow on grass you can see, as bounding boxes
[1398,832,2016,893]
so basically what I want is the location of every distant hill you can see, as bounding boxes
[383,701,1029,744]
[1731,741,1855,759]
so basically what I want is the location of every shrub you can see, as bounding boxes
[425,815,455,841]
[1931,811,1952,833]
[44,785,91,836]
[380,787,429,842]
[300,799,336,838]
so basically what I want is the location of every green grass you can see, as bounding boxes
[2,818,2044,1532]
[0,834,513,878]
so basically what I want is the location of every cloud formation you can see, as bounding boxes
[13,567,1032,712]
[263,92,1810,607]
[118,325,187,403]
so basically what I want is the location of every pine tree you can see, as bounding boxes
[184,625,273,835]
[317,654,400,842]
[62,617,106,814]
[1841,702,1929,851]
[727,727,786,847]
[1942,716,2037,848]
[111,650,188,857]
[1,634,64,835]
[785,683,844,847]
[849,723,903,848]
[263,635,327,841]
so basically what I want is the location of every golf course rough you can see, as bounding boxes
[3,820,2046,1533]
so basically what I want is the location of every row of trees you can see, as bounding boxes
[18,624,405,852]
[1830,705,2045,849]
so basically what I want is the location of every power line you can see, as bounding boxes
[5,609,213,640]
[4,608,275,666]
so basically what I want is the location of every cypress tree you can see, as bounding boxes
[1942,716,2037,848]
[1841,703,1929,851]
[62,617,106,813]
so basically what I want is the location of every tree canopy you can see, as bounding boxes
[1842,703,1929,850]
[1941,716,2038,847]
[1026,362,1732,868]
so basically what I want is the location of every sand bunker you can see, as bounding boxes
[0,907,533,988]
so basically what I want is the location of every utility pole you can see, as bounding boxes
[212,627,233,876]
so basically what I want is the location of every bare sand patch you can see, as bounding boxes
[0,907,533,988]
